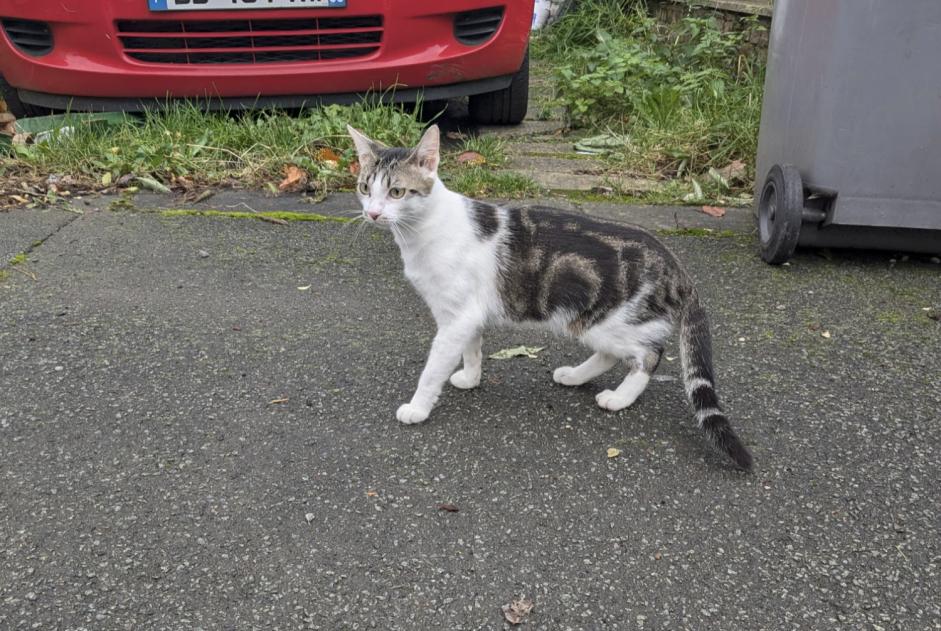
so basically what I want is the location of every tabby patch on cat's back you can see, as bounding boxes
[347,123,753,471]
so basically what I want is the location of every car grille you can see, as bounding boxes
[453,7,504,46]
[115,16,382,64]
[2,18,54,56]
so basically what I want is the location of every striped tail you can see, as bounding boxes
[678,294,753,471]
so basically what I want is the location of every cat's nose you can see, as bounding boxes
[367,209,382,221]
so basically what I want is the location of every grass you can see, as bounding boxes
[532,0,766,197]
[3,100,427,195]
[1,99,542,201]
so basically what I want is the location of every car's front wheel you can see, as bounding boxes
[469,49,529,125]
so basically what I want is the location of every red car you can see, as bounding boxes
[0,0,533,123]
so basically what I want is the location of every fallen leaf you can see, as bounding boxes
[348,161,360,176]
[315,147,341,163]
[607,448,622,459]
[457,151,486,166]
[436,503,459,512]
[821,331,832,339]
[574,132,629,154]
[136,176,172,194]
[366,490,378,498]
[717,159,747,183]
[502,596,534,625]
[297,285,311,291]
[278,164,308,193]
[700,205,727,218]
[101,172,113,187]
[268,397,289,405]
[683,178,704,202]
[488,346,545,360]
[707,167,730,190]
[184,189,215,204]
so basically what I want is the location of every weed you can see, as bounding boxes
[445,167,542,199]
[9,252,27,265]
[536,3,765,189]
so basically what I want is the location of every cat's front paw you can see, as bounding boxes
[449,369,481,390]
[553,366,583,386]
[396,403,430,425]
[595,389,631,412]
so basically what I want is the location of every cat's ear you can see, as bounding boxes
[347,125,380,166]
[411,125,440,175]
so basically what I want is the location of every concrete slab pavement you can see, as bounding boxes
[1,198,939,629]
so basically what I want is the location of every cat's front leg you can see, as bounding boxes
[448,333,483,390]
[397,323,481,425]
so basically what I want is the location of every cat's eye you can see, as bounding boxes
[389,187,406,199]
[358,182,369,195]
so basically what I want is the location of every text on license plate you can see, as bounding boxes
[148,0,347,11]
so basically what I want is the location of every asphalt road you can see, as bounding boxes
[1,195,939,630]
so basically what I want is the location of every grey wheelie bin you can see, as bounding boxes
[755,0,941,264]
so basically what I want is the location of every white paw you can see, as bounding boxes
[396,403,430,425]
[553,366,582,386]
[595,389,631,412]
[449,369,480,390]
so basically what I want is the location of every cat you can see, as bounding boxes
[348,124,753,471]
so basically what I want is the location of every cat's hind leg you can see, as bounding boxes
[449,333,483,390]
[595,347,662,412]
[553,352,618,386]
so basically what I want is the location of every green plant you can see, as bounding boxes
[542,9,765,183]
[7,100,426,191]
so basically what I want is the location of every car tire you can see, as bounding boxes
[758,164,804,264]
[0,75,44,119]
[469,49,529,125]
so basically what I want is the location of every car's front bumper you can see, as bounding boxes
[0,0,531,104]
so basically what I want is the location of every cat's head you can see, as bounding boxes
[347,125,440,229]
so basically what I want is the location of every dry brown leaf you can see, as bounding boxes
[278,164,308,193]
[348,161,360,176]
[457,151,486,167]
[718,159,748,183]
[607,448,622,459]
[436,503,459,513]
[701,205,727,218]
[366,490,378,497]
[315,147,341,163]
[502,596,534,625]
[0,112,15,125]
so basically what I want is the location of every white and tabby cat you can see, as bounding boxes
[348,124,752,470]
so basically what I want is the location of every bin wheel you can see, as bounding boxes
[759,164,804,264]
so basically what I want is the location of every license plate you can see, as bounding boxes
[148,0,346,11]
